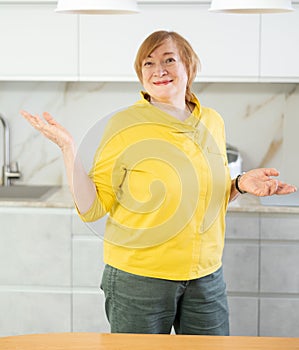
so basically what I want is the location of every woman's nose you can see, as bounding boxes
[153,63,167,76]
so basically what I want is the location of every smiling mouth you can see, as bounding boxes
[154,80,173,86]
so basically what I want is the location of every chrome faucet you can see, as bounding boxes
[0,113,21,186]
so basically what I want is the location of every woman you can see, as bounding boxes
[21,30,296,335]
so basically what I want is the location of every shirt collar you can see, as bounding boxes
[133,91,202,129]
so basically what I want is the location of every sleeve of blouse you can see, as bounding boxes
[76,116,125,223]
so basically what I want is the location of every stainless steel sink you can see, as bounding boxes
[0,185,60,201]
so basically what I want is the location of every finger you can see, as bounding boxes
[276,182,297,195]
[262,167,280,178]
[277,180,297,190]
[20,110,35,121]
[20,110,42,128]
[43,112,57,125]
[267,179,279,196]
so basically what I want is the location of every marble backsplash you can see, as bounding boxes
[0,81,298,187]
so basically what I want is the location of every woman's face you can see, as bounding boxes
[141,39,188,106]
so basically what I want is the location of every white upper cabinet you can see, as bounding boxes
[260,5,299,81]
[0,4,78,80]
[79,3,260,81]
[1,1,298,82]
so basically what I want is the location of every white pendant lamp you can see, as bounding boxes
[55,0,139,14]
[209,0,294,13]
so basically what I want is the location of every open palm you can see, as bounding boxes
[20,111,73,150]
[239,168,297,196]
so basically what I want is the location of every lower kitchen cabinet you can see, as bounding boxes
[223,212,260,336]
[0,290,71,336]
[259,298,299,337]
[0,207,298,336]
[260,213,299,337]
[0,207,72,336]
[224,211,299,337]
[71,212,109,333]
[0,207,109,337]
[227,297,259,336]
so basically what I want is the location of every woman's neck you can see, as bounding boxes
[150,96,185,111]
[150,99,193,121]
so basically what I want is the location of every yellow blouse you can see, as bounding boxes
[79,92,231,280]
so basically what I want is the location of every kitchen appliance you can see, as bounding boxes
[226,144,242,179]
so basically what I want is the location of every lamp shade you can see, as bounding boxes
[55,0,139,14]
[209,0,294,13]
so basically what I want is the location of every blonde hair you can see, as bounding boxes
[134,30,200,102]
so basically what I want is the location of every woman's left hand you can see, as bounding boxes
[237,168,297,197]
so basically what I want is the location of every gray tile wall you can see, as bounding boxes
[224,211,299,337]
[71,212,109,333]
[0,207,72,336]
[1,208,298,336]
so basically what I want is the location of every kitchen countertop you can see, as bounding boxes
[1,186,299,214]
[228,194,299,213]
[0,186,74,209]
[1,333,299,350]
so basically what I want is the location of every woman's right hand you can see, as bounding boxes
[20,110,97,213]
[20,110,73,151]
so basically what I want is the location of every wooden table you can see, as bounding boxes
[0,332,299,350]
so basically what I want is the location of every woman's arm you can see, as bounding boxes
[20,111,96,214]
[229,168,297,202]
[229,176,242,202]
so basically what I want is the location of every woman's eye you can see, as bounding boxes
[144,61,153,67]
[165,58,175,64]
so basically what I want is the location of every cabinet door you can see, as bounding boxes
[79,3,259,81]
[71,212,109,332]
[224,212,260,335]
[0,207,72,336]
[0,4,78,80]
[260,5,299,81]
[259,212,299,337]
